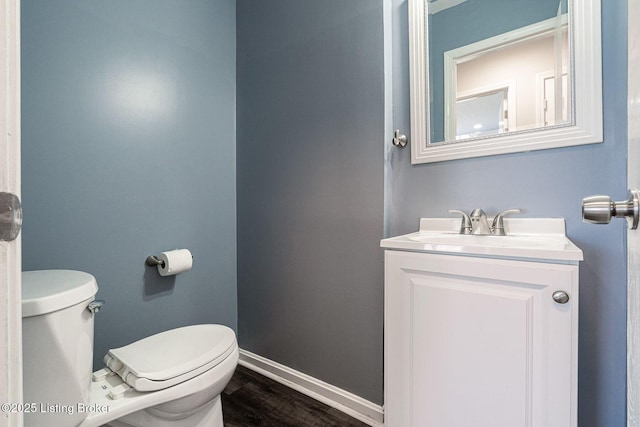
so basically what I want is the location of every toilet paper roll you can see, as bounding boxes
[157,249,193,276]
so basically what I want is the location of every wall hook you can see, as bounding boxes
[392,129,407,148]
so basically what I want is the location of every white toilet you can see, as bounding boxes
[21,270,238,427]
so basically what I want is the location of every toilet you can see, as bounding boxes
[21,270,238,427]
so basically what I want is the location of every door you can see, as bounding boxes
[0,1,23,426]
[629,0,640,425]
[542,73,568,126]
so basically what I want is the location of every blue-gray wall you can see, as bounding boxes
[21,0,237,369]
[236,0,385,404]
[391,0,628,425]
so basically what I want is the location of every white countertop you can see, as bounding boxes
[381,218,583,262]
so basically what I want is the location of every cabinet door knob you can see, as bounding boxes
[552,291,570,304]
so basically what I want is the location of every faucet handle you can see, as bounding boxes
[491,209,522,235]
[448,209,472,234]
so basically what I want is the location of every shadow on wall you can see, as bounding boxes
[142,265,175,300]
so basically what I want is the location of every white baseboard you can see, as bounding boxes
[238,349,384,427]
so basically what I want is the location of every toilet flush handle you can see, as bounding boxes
[87,300,105,314]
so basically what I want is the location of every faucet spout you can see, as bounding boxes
[470,208,491,235]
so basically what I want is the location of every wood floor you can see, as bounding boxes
[221,365,370,427]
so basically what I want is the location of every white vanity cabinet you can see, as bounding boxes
[381,218,582,427]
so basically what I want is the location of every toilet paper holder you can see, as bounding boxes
[146,249,194,277]
[145,255,165,268]
[146,252,195,268]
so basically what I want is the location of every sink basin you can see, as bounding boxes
[408,233,564,248]
[381,218,583,262]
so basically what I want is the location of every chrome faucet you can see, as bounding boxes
[470,208,491,235]
[449,208,522,235]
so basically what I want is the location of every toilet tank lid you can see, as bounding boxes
[22,270,98,317]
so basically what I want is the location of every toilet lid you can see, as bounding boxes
[104,324,237,392]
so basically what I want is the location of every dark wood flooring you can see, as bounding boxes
[221,365,371,427]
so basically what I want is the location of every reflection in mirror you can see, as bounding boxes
[455,90,508,139]
[430,0,569,143]
[408,0,602,164]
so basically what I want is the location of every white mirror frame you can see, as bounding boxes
[408,0,602,164]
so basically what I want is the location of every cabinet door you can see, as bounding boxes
[384,250,578,427]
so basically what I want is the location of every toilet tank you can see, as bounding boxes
[22,270,98,427]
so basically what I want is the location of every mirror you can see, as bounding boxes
[408,0,602,164]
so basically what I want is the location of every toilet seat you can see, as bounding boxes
[78,342,239,427]
[104,324,236,392]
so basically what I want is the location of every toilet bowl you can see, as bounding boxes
[21,270,238,427]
